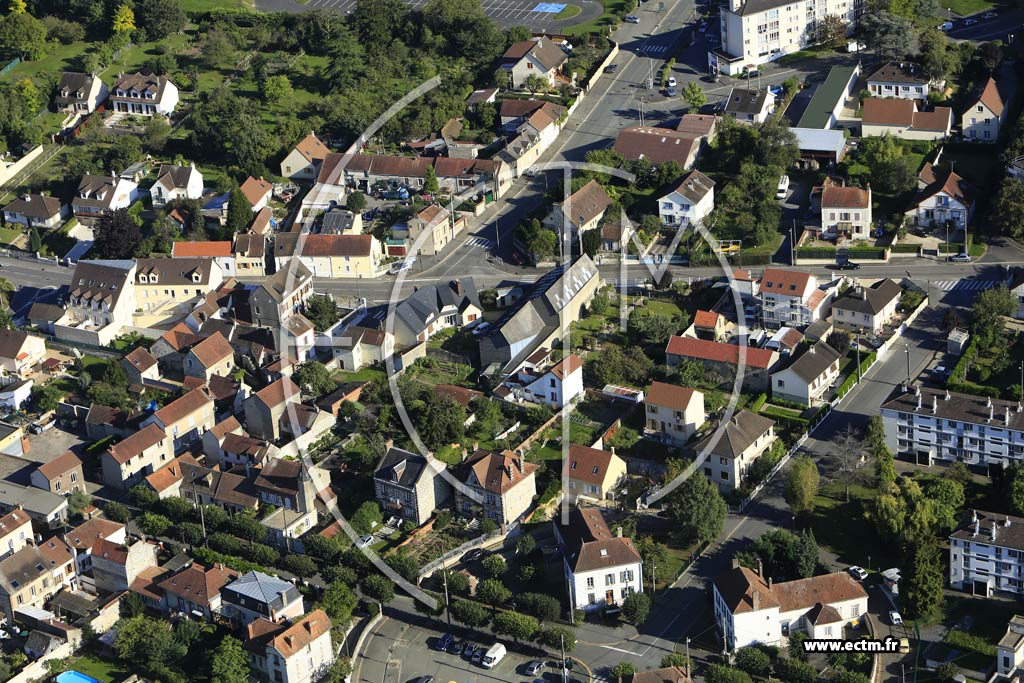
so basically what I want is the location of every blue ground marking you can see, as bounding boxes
[534,2,567,12]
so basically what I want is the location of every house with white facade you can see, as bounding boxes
[713,563,868,650]
[500,38,569,89]
[543,179,613,238]
[100,423,173,489]
[562,444,627,504]
[861,98,953,140]
[0,329,46,380]
[949,509,1024,598]
[693,410,776,491]
[658,171,715,227]
[72,175,138,219]
[373,447,452,526]
[820,178,871,240]
[499,350,584,408]
[332,325,393,372]
[54,72,108,114]
[832,279,902,335]
[645,381,705,446]
[724,88,775,124]
[392,278,481,346]
[757,268,836,330]
[2,194,68,229]
[55,260,138,347]
[110,72,179,116]
[866,61,933,100]
[151,164,203,207]
[711,0,865,75]
[905,161,974,231]
[495,101,566,178]
[554,508,643,611]
[881,386,1024,468]
[245,610,335,683]
[771,341,843,406]
[995,615,1024,682]
[962,77,1008,143]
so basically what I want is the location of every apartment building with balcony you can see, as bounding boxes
[880,386,1024,467]
[949,509,1024,598]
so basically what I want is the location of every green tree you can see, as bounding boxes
[347,191,367,213]
[115,616,187,679]
[68,489,91,515]
[581,228,602,258]
[935,661,960,682]
[705,664,753,683]
[282,555,318,577]
[324,27,367,91]
[442,570,470,593]
[450,599,489,627]
[492,610,539,641]
[796,528,818,578]
[681,81,707,110]
[9,0,26,12]
[177,522,204,545]
[305,295,341,332]
[105,501,132,523]
[210,636,249,683]
[262,75,293,104]
[138,512,171,536]
[137,0,186,39]
[476,578,512,606]
[785,455,820,516]
[292,361,335,397]
[526,228,557,261]
[385,549,419,582]
[994,178,1024,238]
[350,501,383,534]
[901,540,944,620]
[0,11,47,60]
[516,534,537,556]
[735,646,772,676]
[863,11,918,60]
[112,3,136,34]
[481,553,507,578]
[361,574,395,603]
[665,472,727,544]
[229,511,266,544]
[816,14,848,48]
[524,73,548,95]
[536,626,576,651]
[919,27,952,81]
[516,592,560,622]
[423,166,440,194]
[925,478,965,531]
[144,116,172,151]
[226,186,252,233]
[661,653,691,669]
[416,393,466,449]
[621,591,652,625]
[776,658,816,683]
[94,208,143,259]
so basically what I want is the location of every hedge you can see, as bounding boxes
[796,247,837,258]
[739,251,773,265]
[950,337,978,383]
[750,393,768,412]
[837,352,876,398]
[845,248,888,260]
[760,405,809,425]
[192,546,271,575]
[891,244,920,254]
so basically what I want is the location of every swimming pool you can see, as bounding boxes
[56,671,100,683]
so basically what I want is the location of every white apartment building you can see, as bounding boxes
[712,0,865,75]
[949,509,1024,598]
[996,615,1024,680]
[713,563,868,650]
[758,268,835,330]
[658,170,715,227]
[246,610,335,683]
[554,508,643,611]
[881,387,1024,468]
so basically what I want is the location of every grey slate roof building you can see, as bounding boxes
[694,410,775,459]
[479,255,599,373]
[832,279,902,316]
[557,507,642,573]
[725,88,771,115]
[393,278,480,346]
[220,570,303,625]
[671,170,715,204]
[0,481,69,528]
[373,447,451,525]
[784,341,842,383]
[321,210,358,234]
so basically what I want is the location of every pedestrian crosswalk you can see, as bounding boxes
[932,279,998,292]
[643,44,671,56]
[467,237,495,249]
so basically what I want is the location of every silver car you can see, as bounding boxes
[526,661,544,676]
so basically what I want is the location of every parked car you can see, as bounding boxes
[848,566,868,580]
[625,14,640,22]
[509,251,525,265]
[0,629,8,639]
[462,548,486,563]
[948,253,971,262]
[937,21,953,30]
[776,174,790,199]
[410,676,434,683]
[666,86,677,97]
[889,611,903,626]
[963,18,977,25]
[436,634,455,652]
[525,661,545,676]
[482,643,507,669]
[835,261,861,270]
[667,76,677,87]
[699,21,708,31]
[463,643,479,660]
[472,322,492,337]
[448,639,466,656]
[356,535,374,548]
[983,11,997,18]
[746,69,761,78]
[473,647,487,664]
[702,73,719,83]
[604,63,619,73]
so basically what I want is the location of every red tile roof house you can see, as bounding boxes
[693,310,726,342]
[961,76,1009,142]
[100,422,173,489]
[29,450,84,495]
[644,381,706,447]
[240,176,274,212]
[140,386,217,454]
[500,37,570,89]
[712,562,868,651]
[63,516,126,579]
[666,336,780,393]
[905,159,975,231]
[819,178,872,241]
[245,609,335,683]
[157,562,239,621]
[244,376,303,443]
[121,346,160,385]
[279,132,330,181]
[171,240,236,278]
[456,450,538,528]
[757,268,836,330]
[183,331,235,381]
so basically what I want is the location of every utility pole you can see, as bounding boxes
[855,327,862,381]
[192,476,207,546]
[685,637,691,677]
[905,344,911,387]
[561,633,568,683]
[790,220,797,265]
[442,568,452,627]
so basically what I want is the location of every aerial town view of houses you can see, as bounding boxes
[3,0,1024,682]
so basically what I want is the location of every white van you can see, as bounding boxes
[482,643,506,669]
[776,174,790,199]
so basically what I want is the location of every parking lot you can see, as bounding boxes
[356,611,569,683]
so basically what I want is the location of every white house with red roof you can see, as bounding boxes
[820,178,872,240]
[757,268,835,330]
[657,170,715,227]
[280,133,330,181]
[665,336,779,392]
[693,310,726,342]
[245,609,335,683]
[962,77,1008,142]
[562,444,627,504]
[713,563,868,650]
[906,160,975,230]
[500,37,569,89]
[644,381,705,446]
[240,177,273,212]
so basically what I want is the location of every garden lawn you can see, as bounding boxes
[334,367,388,384]
[565,0,631,37]
[5,40,92,81]
[809,481,898,569]
[0,227,21,248]
[64,652,128,683]
[180,0,256,10]
[557,4,583,19]
[639,298,686,319]
[945,0,992,15]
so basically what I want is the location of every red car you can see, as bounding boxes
[509,252,525,265]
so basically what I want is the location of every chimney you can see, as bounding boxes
[932,396,937,414]
[1005,517,1012,528]
[1007,406,1012,426]
[732,558,741,570]
[752,589,761,611]
[916,394,922,411]
[972,519,979,537]
[972,509,978,523]
[945,389,950,400]
[616,526,622,538]
[915,385,921,397]
[756,559,764,578]
[385,438,394,451]
[768,577,773,589]
[990,404,995,422]
[987,396,993,408]
[610,446,616,456]
[992,523,998,542]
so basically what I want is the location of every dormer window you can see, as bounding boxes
[192,272,201,283]
[130,90,139,98]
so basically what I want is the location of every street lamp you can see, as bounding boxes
[1019,362,1023,403]
[904,343,911,387]
[855,327,862,382]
